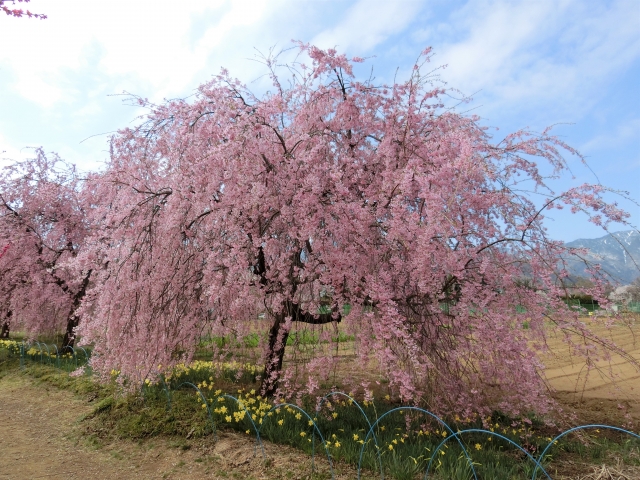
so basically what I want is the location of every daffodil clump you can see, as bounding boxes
[0,339,21,355]
[183,384,505,471]
[197,386,272,427]
[164,360,260,386]
[206,390,556,477]
[0,339,76,363]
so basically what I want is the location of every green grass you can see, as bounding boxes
[1,343,639,480]
[197,329,355,351]
[0,337,93,374]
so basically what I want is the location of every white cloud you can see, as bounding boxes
[436,1,555,87]
[427,0,640,122]
[88,1,226,95]
[1,0,430,111]
[12,76,64,108]
[0,0,287,108]
[71,101,103,120]
[581,118,640,154]
[311,0,423,53]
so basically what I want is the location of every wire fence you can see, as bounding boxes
[1,339,639,480]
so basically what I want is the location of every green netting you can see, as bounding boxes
[625,302,640,313]
[564,299,599,312]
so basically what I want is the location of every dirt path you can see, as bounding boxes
[0,375,350,480]
[0,376,135,479]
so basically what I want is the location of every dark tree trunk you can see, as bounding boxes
[1,310,11,339]
[61,316,79,349]
[61,270,92,349]
[260,313,290,398]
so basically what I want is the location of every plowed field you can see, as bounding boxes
[542,316,640,424]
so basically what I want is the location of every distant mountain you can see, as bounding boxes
[563,230,640,285]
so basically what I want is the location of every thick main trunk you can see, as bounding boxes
[61,316,79,349]
[259,300,343,398]
[61,270,92,349]
[1,310,11,339]
[260,313,290,398]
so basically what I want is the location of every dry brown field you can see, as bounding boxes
[280,314,640,426]
[541,315,640,426]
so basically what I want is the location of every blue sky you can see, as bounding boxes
[1,0,638,242]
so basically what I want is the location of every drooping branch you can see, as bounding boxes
[284,300,342,326]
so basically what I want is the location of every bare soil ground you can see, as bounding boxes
[0,375,356,480]
[0,316,638,480]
